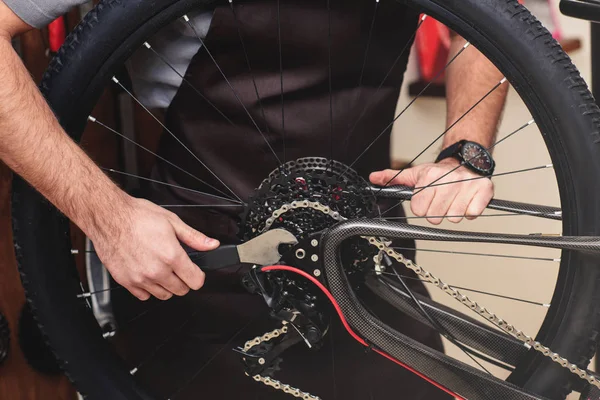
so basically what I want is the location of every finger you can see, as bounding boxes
[145,284,173,301]
[465,190,492,220]
[159,272,191,297]
[369,168,419,187]
[170,216,220,251]
[411,183,435,217]
[129,286,152,301]
[446,187,477,223]
[425,186,459,225]
[174,255,206,291]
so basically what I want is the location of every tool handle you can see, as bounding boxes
[187,245,240,270]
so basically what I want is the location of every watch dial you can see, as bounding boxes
[461,142,493,172]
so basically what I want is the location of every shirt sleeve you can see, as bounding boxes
[3,0,88,29]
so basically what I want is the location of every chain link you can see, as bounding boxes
[262,200,600,392]
[252,375,320,400]
[243,323,321,399]
[262,200,347,232]
[243,324,289,352]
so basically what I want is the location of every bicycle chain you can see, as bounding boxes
[261,200,347,233]
[243,323,321,400]
[259,200,600,393]
[367,237,600,390]
[243,324,289,352]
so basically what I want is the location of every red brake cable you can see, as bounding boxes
[261,265,465,400]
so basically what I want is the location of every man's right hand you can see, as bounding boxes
[0,2,220,302]
[90,197,220,301]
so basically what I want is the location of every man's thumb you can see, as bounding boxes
[369,168,418,187]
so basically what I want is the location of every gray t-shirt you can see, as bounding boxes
[4,0,88,28]
[4,0,213,109]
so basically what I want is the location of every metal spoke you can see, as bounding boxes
[389,269,493,374]
[169,316,259,399]
[385,212,541,220]
[377,119,533,203]
[380,164,553,217]
[418,164,554,190]
[183,15,282,166]
[357,0,380,87]
[116,301,165,335]
[103,168,243,204]
[142,42,235,126]
[327,0,334,162]
[159,204,243,208]
[376,272,549,307]
[77,285,123,299]
[229,1,270,134]
[343,41,473,175]
[130,284,231,375]
[111,76,243,202]
[330,322,337,399]
[390,246,560,262]
[88,116,237,201]
[276,0,286,163]
[131,307,202,375]
[342,14,427,153]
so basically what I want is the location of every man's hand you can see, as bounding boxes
[369,159,493,225]
[0,4,220,302]
[91,197,220,301]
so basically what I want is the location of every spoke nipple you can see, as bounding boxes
[527,119,535,125]
[463,42,471,49]
[87,116,96,123]
[102,330,116,339]
[111,76,119,84]
[71,249,79,254]
[546,164,554,168]
[500,77,507,84]
[543,303,551,308]
[183,15,190,22]
[421,14,427,21]
[143,42,151,49]
[130,368,138,375]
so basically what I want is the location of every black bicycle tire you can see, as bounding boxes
[11,0,600,399]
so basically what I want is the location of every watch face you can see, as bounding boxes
[461,142,493,173]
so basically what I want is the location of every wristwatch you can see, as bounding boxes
[435,140,495,176]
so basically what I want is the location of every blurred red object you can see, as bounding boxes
[48,16,66,53]
[414,15,450,83]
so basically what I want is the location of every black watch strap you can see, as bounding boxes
[435,140,466,163]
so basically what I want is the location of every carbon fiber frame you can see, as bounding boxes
[319,218,600,399]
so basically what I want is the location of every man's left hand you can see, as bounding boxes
[369,159,494,225]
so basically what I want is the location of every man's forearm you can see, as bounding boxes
[0,33,130,241]
[443,35,508,150]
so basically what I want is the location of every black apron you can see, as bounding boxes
[147,1,451,398]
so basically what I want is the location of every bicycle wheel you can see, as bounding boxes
[11,0,600,399]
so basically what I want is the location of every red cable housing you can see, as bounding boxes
[261,265,465,400]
